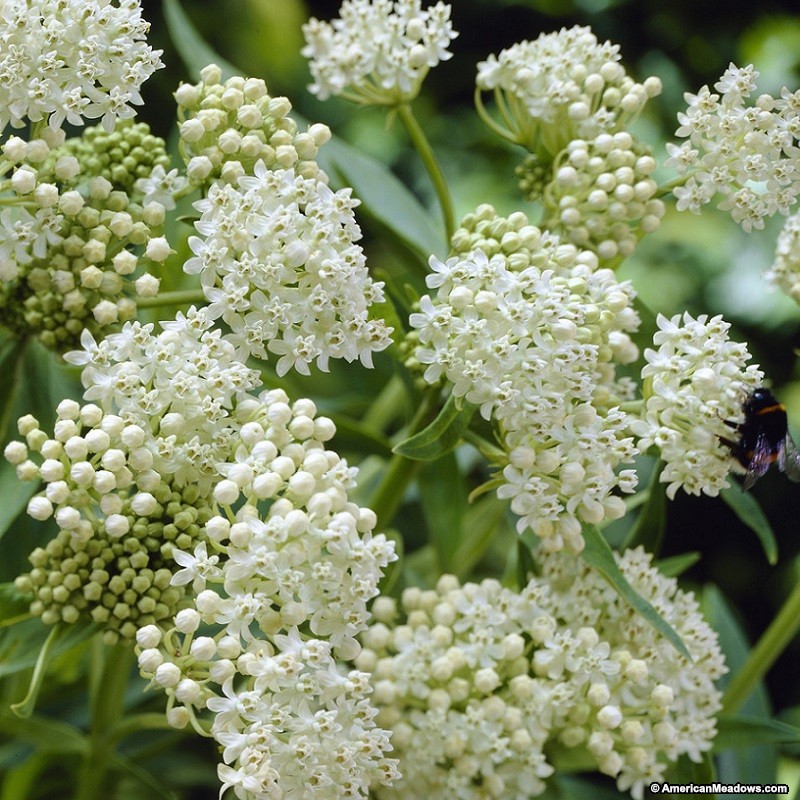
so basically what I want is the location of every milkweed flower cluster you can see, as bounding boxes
[135,387,398,799]
[476,26,661,161]
[0,124,173,350]
[359,547,725,800]
[186,161,393,374]
[666,64,800,231]
[175,65,330,187]
[765,210,800,304]
[0,0,163,132]
[4,309,262,641]
[633,312,763,499]
[542,133,665,263]
[302,0,457,104]
[409,207,640,551]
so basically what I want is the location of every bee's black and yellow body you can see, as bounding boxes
[720,388,800,490]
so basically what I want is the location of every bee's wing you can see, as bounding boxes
[742,430,775,491]
[778,434,800,483]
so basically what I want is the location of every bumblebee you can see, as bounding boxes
[720,388,800,491]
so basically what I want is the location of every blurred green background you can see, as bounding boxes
[116,0,800,789]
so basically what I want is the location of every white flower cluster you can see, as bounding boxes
[360,547,725,800]
[634,312,763,499]
[667,64,800,231]
[64,308,261,485]
[4,309,263,640]
[136,388,398,799]
[0,0,162,132]
[765,210,800,304]
[410,208,640,551]
[544,132,665,263]
[185,161,392,375]
[476,26,661,160]
[0,124,174,351]
[302,0,457,104]
[175,65,330,187]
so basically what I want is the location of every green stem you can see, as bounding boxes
[369,391,437,530]
[656,171,695,199]
[75,640,135,800]
[396,103,456,243]
[136,288,206,309]
[722,579,800,713]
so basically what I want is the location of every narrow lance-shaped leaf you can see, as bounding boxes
[622,460,667,554]
[715,714,800,748]
[581,524,691,659]
[393,394,476,460]
[163,0,241,80]
[419,452,468,571]
[719,485,778,565]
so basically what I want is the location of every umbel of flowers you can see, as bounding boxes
[301,0,458,105]
[175,65,394,375]
[359,547,726,800]
[135,386,398,799]
[475,25,662,164]
[0,122,176,351]
[5,309,262,642]
[409,205,640,552]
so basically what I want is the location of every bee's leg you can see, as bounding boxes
[722,418,740,431]
[718,435,749,468]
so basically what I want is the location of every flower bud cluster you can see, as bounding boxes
[175,64,329,186]
[543,133,665,263]
[0,0,162,133]
[302,0,457,105]
[476,25,661,161]
[765,210,800,303]
[55,119,172,196]
[410,207,640,551]
[185,160,393,374]
[633,312,763,499]
[667,64,800,231]
[0,131,172,351]
[6,403,213,643]
[135,388,399,798]
[360,547,725,800]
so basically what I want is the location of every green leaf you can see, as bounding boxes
[163,0,241,80]
[656,551,701,577]
[621,460,667,553]
[703,585,778,784]
[0,616,96,679]
[318,138,448,264]
[581,524,691,659]
[554,775,626,800]
[715,714,800,748]
[393,394,476,460]
[450,495,510,579]
[108,750,178,800]
[720,485,778,565]
[323,412,393,459]
[419,452,468,570]
[661,752,716,789]
[0,712,87,755]
[0,338,26,445]
[0,460,39,543]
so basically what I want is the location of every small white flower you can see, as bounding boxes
[667,64,800,229]
[636,312,763,499]
[302,0,457,104]
[0,0,163,132]
[476,26,660,158]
